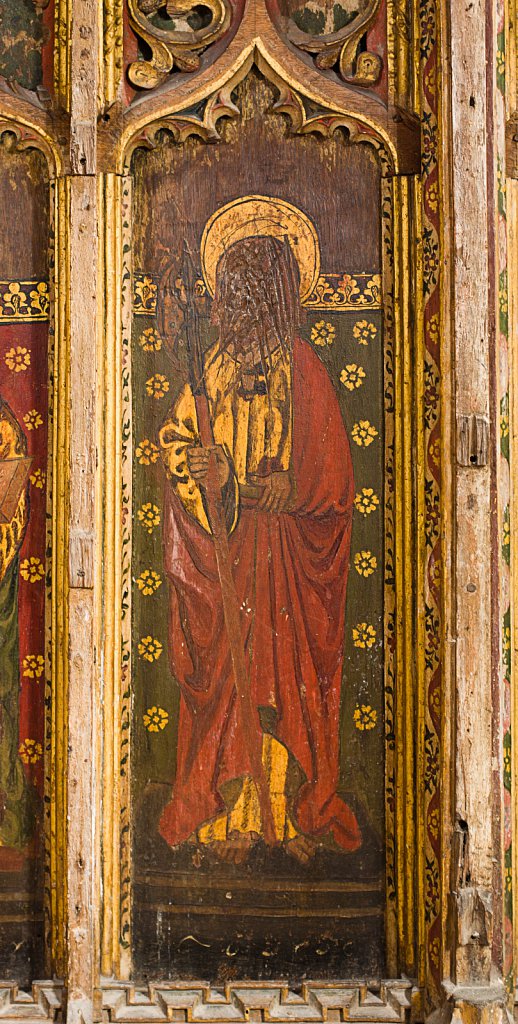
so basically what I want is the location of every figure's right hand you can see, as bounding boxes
[187,445,230,488]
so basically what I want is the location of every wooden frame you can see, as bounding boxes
[95,10,444,1014]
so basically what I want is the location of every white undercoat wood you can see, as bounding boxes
[66,0,100,1017]
[450,0,495,953]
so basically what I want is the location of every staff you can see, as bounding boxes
[173,242,277,847]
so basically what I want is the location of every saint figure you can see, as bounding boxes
[158,232,361,863]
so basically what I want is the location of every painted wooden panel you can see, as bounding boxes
[129,72,386,982]
[0,143,49,985]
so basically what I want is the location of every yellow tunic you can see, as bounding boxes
[159,342,292,534]
[159,342,297,844]
[0,401,28,584]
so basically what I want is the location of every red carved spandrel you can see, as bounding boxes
[365,0,388,102]
[122,0,245,105]
[265,0,387,95]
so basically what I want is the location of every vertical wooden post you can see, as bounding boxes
[65,1,101,1021]
[446,0,508,1016]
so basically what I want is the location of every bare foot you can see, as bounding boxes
[285,835,317,864]
[208,832,257,865]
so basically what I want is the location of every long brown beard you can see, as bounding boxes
[211,234,304,367]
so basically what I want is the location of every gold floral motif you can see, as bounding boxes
[20,557,44,583]
[2,282,27,315]
[134,275,157,312]
[362,276,382,305]
[353,704,377,730]
[133,272,384,314]
[139,327,162,352]
[143,706,169,732]
[146,374,170,399]
[426,182,439,213]
[22,654,45,679]
[310,321,335,346]
[352,622,377,648]
[428,314,439,343]
[427,807,439,839]
[354,488,379,515]
[351,420,378,446]
[137,502,161,533]
[5,346,30,372]
[501,414,509,438]
[23,409,43,431]
[305,273,359,308]
[30,469,46,489]
[19,738,43,764]
[0,280,49,322]
[29,282,49,316]
[138,635,164,662]
[353,320,377,345]
[354,550,377,577]
[503,520,510,548]
[429,439,440,465]
[135,568,162,595]
[135,438,160,464]
[340,364,366,390]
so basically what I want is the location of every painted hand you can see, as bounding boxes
[187,445,230,488]
[257,472,293,513]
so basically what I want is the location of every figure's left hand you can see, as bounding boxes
[257,472,293,513]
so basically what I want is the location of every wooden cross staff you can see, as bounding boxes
[174,243,277,847]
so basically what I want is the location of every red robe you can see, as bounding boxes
[159,336,361,851]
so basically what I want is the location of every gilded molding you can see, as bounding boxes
[99,173,132,980]
[54,0,72,111]
[46,176,71,979]
[384,176,419,981]
[104,0,124,106]
[387,0,412,109]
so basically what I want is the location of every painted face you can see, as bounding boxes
[211,235,302,358]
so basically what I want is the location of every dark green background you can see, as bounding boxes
[131,303,385,840]
[0,1,46,90]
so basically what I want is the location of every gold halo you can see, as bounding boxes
[200,195,321,303]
